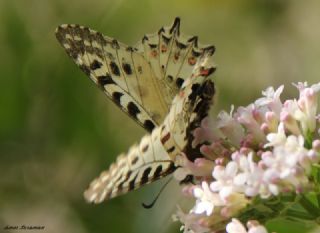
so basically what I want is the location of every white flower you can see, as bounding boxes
[211,162,238,194]
[265,123,286,148]
[210,156,251,214]
[293,82,320,93]
[192,182,220,216]
[173,206,210,233]
[293,82,320,135]
[255,85,284,116]
[226,219,268,233]
[233,152,264,197]
[226,218,247,233]
[262,133,311,193]
[264,111,278,133]
[175,83,320,233]
[246,220,269,233]
[280,105,301,135]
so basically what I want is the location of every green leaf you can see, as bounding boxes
[299,195,320,218]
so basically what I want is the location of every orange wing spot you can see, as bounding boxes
[151,50,158,57]
[188,57,196,65]
[161,45,167,53]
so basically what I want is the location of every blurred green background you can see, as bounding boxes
[1,0,320,233]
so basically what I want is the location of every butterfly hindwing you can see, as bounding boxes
[138,18,215,106]
[84,126,176,203]
[160,52,216,160]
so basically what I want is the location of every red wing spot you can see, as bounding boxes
[151,50,158,57]
[160,132,171,144]
[188,57,196,65]
[200,67,213,76]
[161,45,167,53]
[200,69,208,76]
[179,91,185,98]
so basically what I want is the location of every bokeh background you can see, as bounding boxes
[1,0,320,233]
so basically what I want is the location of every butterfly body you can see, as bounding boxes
[55,17,216,203]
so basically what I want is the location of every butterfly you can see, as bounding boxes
[55,17,216,204]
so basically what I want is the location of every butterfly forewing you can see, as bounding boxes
[56,24,164,130]
[55,18,216,203]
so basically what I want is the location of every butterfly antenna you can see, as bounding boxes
[142,177,173,209]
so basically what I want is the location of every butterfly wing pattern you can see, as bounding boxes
[55,17,216,203]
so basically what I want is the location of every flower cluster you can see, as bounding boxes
[173,82,320,233]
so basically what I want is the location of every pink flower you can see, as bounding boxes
[255,85,284,116]
[174,153,214,180]
[217,108,245,147]
[280,108,301,135]
[293,82,320,135]
[265,123,287,148]
[192,117,221,148]
[173,206,211,233]
[236,104,266,143]
[174,82,320,233]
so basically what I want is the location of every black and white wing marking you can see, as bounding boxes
[55,25,163,132]
[55,17,214,132]
[56,18,216,203]
[136,18,215,105]
[84,53,216,203]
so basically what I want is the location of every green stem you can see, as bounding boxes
[317,169,320,207]
[304,130,313,149]
[317,194,320,209]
